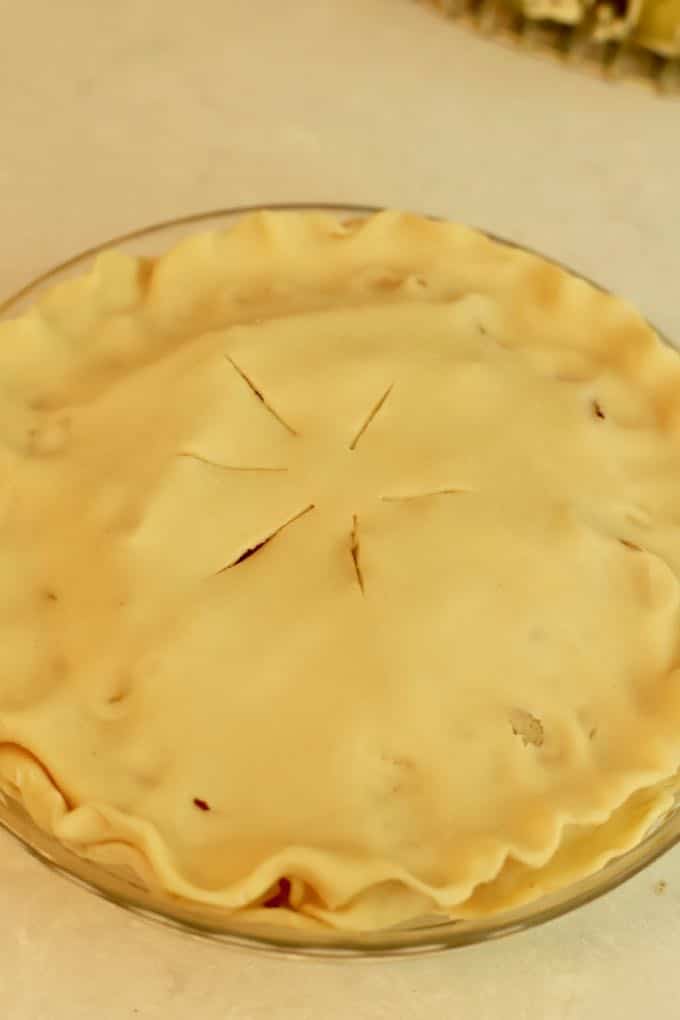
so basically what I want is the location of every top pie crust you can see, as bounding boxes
[1,210,679,930]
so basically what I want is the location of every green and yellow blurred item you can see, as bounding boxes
[427,0,680,87]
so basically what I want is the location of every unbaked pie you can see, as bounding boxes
[1,210,679,931]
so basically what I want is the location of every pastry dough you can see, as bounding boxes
[1,211,679,931]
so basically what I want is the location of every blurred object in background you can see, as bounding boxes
[423,0,680,91]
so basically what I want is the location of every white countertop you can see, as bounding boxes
[1,1,679,1016]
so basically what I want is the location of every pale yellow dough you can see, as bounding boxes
[1,211,680,932]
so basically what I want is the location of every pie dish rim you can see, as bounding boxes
[1,201,678,958]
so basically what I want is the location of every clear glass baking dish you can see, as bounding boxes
[1,203,679,958]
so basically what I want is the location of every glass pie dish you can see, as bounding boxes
[1,203,679,958]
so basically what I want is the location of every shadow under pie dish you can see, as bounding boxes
[1,205,680,956]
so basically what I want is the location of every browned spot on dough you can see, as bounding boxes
[137,256,157,294]
[27,415,71,457]
[381,753,415,770]
[381,754,416,795]
[605,322,657,375]
[509,708,544,748]
[340,216,369,234]
[373,274,403,291]
[193,797,210,812]
[109,504,143,534]
[527,262,563,310]
[51,655,69,681]
[619,538,642,551]
[106,690,128,705]
[43,590,59,604]
[655,379,680,432]
[103,669,134,706]
[592,400,606,420]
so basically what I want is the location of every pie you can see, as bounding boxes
[1,210,679,932]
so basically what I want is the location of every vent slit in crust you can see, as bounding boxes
[350,513,364,593]
[348,383,394,450]
[177,451,288,473]
[225,354,298,436]
[216,505,315,572]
